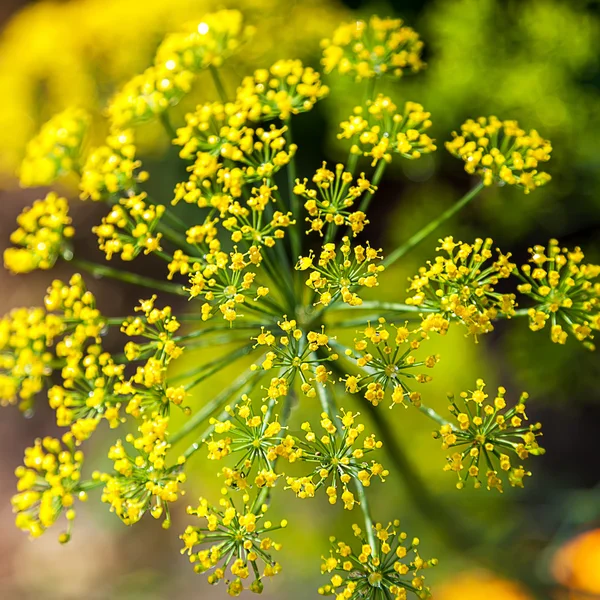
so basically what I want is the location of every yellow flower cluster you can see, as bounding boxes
[206,395,289,489]
[236,59,329,121]
[339,95,436,165]
[253,317,338,400]
[118,296,185,418]
[99,415,186,528]
[186,247,269,323]
[516,240,600,349]
[446,116,552,193]
[435,570,533,600]
[297,237,384,306]
[294,163,373,236]
[93,192,164,261]
[343,318,439,408]
[285,410,387,510]
[19,108,89,187]
[4,192,74,275]
[12,434,87,542]
[406,237,516,338]
[0,0,347,178]
[438,379,545,492]
[321,16,425,80]
[108,10,253,128]
[174,114,296,217]
[319,521,436,600]
[0,307,63,411]
[180,492,285,594]
[80,129,149,201]
[221,180,295,246]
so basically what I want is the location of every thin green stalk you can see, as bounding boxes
[384,181,485,268]
[354,480,377,551]
[170,363,264,445]
[210,65,229,101]
[358,159,387,214]
[182,344,255,391]
[70,258,186,296]
[159,111,177,141]
[331,301,435,314]
[284,118,301,264]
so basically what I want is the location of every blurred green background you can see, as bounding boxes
[0,0,599,599]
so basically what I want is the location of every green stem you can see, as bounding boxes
[354,480,377,550]
[182,344,255,391]
[383,181,485,268]
[358,159,387,214]
[171,363,264,445]
[330,301,435,314]
[159,111,177,141]
[70,258,186,296]
[210,65,229,102]
[284,119,301,265]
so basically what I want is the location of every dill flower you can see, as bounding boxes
[93,192,164,261]
[118,296,184,418]
[342,318,439,408]
[12,433,88,542]
[79,129,149,201]
[553,529,600,598]
[406,237,516,338]
[437,379,544,492]
[180,491,286,594]
[435,570,533,600]
[446,116,552,193]
[3,192,74,274]
[253,317,338,399]
[319,521,436,599]
[206,394,288,489]
[339,95,436,166]
[236,59,329,121]
[321,16,425,80]
[285,410,387,509]
[19,108,89,187]
[109,10,252,128]
[294,162,374,236]
[99,414,186,528]
[516,239,600,349]
[297,237,384,306]
[0,307,63,412]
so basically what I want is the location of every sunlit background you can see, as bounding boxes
[0,0,599,599]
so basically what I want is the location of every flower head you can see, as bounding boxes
[297,237,384,307]
[319,521,436,599]
[12,434,87,542]
[206,394,289,489]
[339,95,435,166]
[93,192,164,261]
[253,318,338,399]
[100,415,185,528]
[406,237,516,338]
[180,491,285,594]
[295,162,373,236]
[4,192,74,274]
[0,307,63,411]
[321,16,425,80]
[446,116,552,193]
[285,409,387,509]
[109,10,252,128]
[19,108,89,187]
[438,379,544,492]
[516,239,600,349]
[236,59,329,121]
[79,130,148,201]
[343,318,439,408]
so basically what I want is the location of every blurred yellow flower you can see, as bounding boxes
[553,529,600,598]
[434,570,533,599]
